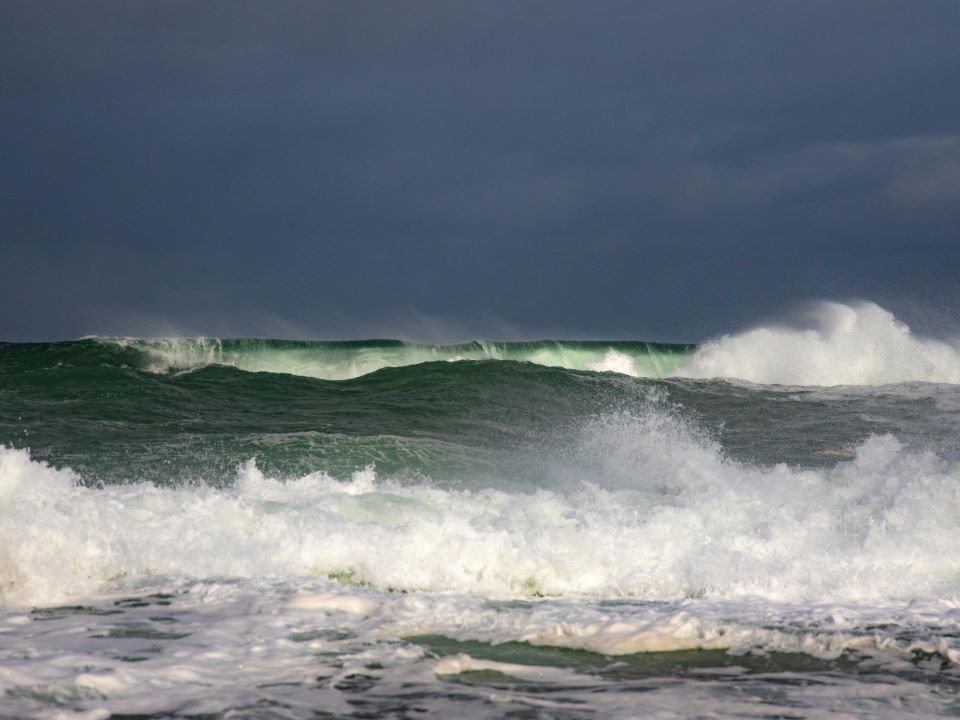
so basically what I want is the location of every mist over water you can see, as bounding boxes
[3,300,960,718]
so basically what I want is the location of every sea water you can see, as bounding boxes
[3,300,960,718]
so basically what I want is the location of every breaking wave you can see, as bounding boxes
[3,404,959,608]
[78,301,960,386]
[685,301,960,385]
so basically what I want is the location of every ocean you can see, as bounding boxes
[2,300,960,719]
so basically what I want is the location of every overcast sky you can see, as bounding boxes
[2,1,959,342]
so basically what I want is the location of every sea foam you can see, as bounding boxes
[3,403,960,608]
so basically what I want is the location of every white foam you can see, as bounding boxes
[588,349,637,375]
[682,300,960,385]
[284,592,379,615]
[432,653,580,683]
[3,577,960,719]
[4,400,960,609]
[384,592,960,661]
[107,301,960,386]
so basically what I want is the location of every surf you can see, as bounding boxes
[3,404,960,609]
[684,300,960,385]
[68,301,960,386]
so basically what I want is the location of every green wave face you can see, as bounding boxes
[1,339,673,486]
[3,338,957,492]
[102,337,696,380]
[0,338,694,486]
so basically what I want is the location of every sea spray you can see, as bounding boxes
[3,407,959,608]
[78,301,960,385]
[684,301,960,385]
[5,301,960,719]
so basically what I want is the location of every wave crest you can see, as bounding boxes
[4,403,960,607]
[684,301,960,385]
[105,338,692,381]
[86,301,960,386]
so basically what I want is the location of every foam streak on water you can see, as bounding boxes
[2,580,960,719]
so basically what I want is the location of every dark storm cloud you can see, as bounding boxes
[2,1,959,341]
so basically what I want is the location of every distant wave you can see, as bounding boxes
[684,301,960,385]
[79,302,960,386]
[97,337,694,381]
